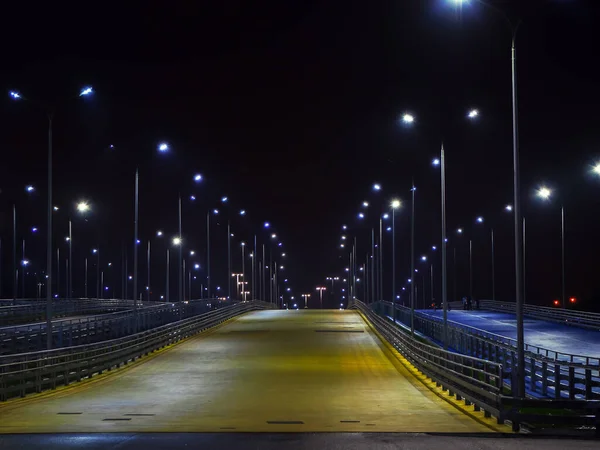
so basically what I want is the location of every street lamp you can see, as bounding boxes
[401,113,415,124]
[536,186,566,310]
[301,293,311,309]
[76,201,90,213]
[158,142,169,153]
[10,86,93,350]
[593,163,600,176]
[315,287,326,309]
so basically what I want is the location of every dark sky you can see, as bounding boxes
[1,0,599,310]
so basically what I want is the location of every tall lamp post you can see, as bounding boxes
[536,186,566,309]
[10,86,93,350]
[316,286,326,309]
[302,293,311,309]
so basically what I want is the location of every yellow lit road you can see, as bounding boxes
[0,310,499,433]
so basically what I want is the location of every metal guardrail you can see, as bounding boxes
[0,300,273,401]
[349,300,506,419]
[479,300,600,331]
[0,299,149,326]
[353,300,600,434]
[381,302,600,401]
[0,299,232,355]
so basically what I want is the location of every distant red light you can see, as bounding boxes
[569,297,576,303]
[553,300,560,306]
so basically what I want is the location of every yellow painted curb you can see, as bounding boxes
[0,312,249,412]
[356,310,511,433]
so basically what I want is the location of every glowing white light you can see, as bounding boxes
[79,86,93,96]
[194,264,200,269]
[221,196,228,203]
[25,185,35,192]
[341,236,346,240]
[457,228,463,234]
[362,201,369,207]
[391,199,401,209]
[421,255,427,261]
[432,158,440,166]
[373,183,381,191]
[468,109,479,119]
[386,227,392,231]
[240,210,246,215]
[476,216,484,223]
[340,244,345,248]
[21,259,30,266]
[92,249,98,254]
[32,227,38,232]
[190,195,196,201]
[402,113,415,124]
[593,163,600,176]
[432,246,437,250]
[342,225,347,230]
[194,174,202,182]
[158,143,169,152]
[9,91,21,99]
[65,237,70,242]
[172,237,182,246]
[77,201,90,213]
[53,206,59,211]
[271,234,277,239]
[505,205,513,212]
[383,213,389,219]
[264,222,270,228]
[537,186,552,200]
[157,230,163,237]
[213,209,219,214]
[358,213,364,219]
[282,253,286,257]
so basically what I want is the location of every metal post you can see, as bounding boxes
[183,259,186,301]
[96,249,100,300]
[392,209,396,303]
[371,228,375,303]
[84,257,88,298]
[57,248,60,299]
[511,35,526,401]
[46,115,53,350]
[22,239,25,298]
[491,228,495,301]
[410,184,415,335]
[430,263,434,305]
[441,144,448,349]
[100,270,103,299]
[379,218,383,302]
[65,258,69,299]
[178,194,182,305]
[147,240,151,302]
[68,220,72,299]
[227,221,231,299]
[188,269,191,301]
[133,169,139,329]
[523,217,526,304]
[262,244,265,302]
[13,206,17,305]
[253,235,257,300]
[206,212,210,299]
[241,243,245,299]
[166,249,170,302]
[561,206,566,308]
[469,239,473,301]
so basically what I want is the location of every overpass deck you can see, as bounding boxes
[0,309,499,433]
[419,309,600,358]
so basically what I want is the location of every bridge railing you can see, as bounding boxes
[350,299,506,419]
[479,300,600,331]
[0,299,235,355]
[350,299,600,433]
[380,301,600,401]
[0,298,153,326]
[0,300,272,401]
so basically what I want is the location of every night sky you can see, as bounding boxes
[1,0,599,310]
